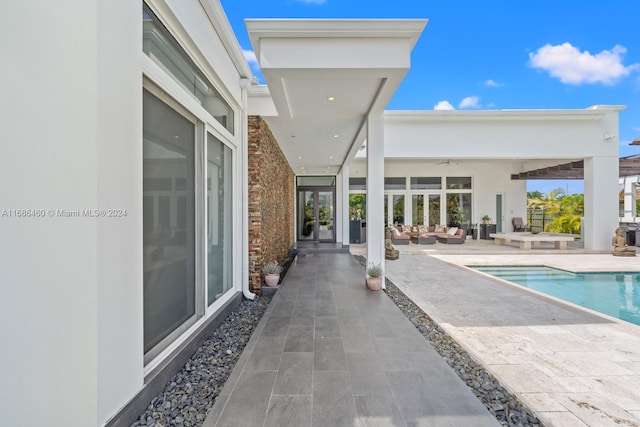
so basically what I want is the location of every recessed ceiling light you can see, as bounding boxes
[329,156,334,159]
[301,166,305,169]
[332,134,339,139]
[327,96,335,101]
[297,156,302,159]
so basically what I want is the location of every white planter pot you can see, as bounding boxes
[264,273,280,287]
[366,277,382,291]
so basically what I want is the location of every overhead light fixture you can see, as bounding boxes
[329,156,334,159]
[327,96,335,101]
[332,134,339,139]
[297,156,302,159]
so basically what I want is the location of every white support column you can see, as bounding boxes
[584,156,619,251]
[339,166,350,246]
[366,113,385,285]
[622,176,639,222]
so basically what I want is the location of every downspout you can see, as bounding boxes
[240,77,256,300]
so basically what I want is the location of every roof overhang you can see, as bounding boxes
[245,19,427,176]
[511,155,640,180]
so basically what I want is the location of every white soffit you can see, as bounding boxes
[245,19,427,176]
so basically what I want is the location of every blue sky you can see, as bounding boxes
[220,0,640,195]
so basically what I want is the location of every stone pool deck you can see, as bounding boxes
[358,244,640,427]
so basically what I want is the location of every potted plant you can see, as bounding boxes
[263,261,282,287]
[482,214,491,224]
[366,262,383,291]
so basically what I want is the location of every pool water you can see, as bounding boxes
[472,266,640,326]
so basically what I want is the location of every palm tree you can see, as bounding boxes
[528,189,583,234]
[527,188,565,211]
[546,194,584,234]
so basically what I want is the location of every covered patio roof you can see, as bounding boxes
[245,19,427,176]
[511,155,640,180]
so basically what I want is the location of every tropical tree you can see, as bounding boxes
[546,193,584,234]
[527,190,544,199]
[527,188,565,211]
[527,188,584,234]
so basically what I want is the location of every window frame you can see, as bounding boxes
[141,2,242,372]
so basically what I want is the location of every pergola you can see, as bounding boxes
[511,155,640,180]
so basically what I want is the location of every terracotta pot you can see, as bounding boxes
[366,277,382,291]
[264,274,280,287]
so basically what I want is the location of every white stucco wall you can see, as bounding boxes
[1,1,250,425]
[97,0,144,424]
[350,159,527,228]
[0,1,136,426]
[383,108,621,161]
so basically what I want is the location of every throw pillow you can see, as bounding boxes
[447,227,458,235]
[435,224,445,233]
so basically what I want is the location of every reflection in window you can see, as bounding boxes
[349,194,366,220]
[446,177,472,190]
[412,195,424,225]
[410,177,441,190]
[143,89,196,354]
[393,195,405,224]
[446,193,472,230]
[385,177,406,190]
[143,5,234,134]
[207,133,232,305]
[428,194,441,226]
[349,177,366,191]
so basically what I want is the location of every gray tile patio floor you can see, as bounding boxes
[203,252,500,427]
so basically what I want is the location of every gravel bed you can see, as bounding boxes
[354,255,543,427]
[131,295,272,427]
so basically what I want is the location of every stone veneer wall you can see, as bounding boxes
[248,116,295,293]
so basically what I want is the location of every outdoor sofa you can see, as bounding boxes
[390,224,466,244]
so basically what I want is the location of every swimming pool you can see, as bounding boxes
[472,266,640,326]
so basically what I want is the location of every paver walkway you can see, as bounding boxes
[380,250,640,427]
[204,252,499,427]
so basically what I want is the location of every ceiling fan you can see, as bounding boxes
[435,159,452,165]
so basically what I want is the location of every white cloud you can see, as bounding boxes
[295,0,327,4]
[485,79,503,87]
[459,96,481,109]
[434,100,455,110]
[529,42,640,85]
[243,49,258,66]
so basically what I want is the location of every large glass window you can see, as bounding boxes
[412,195,424,225]
[446,193,472,229]
[143,5,234,134]
[143,89,196,354]
[349,177,366,191]
[446,177,472,190]
[385,177,406,190]
[428,194,441,226]
[411,177,441,190]
[349,193,366,220]
[393,195,405,224]
[207,133,232,305]
[297,176,336,186]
